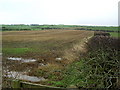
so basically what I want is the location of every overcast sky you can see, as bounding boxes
[0,0,119,26]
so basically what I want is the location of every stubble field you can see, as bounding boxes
[2,30,94,87]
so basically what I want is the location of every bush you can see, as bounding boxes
[62,36,120,88]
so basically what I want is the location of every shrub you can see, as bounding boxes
[62,36,120,88]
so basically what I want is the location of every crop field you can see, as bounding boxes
[2,25,119,38]
[2,30,94,87]
[3,30,93,56]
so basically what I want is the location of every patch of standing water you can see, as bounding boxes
[5,71,45,82]
[0,53,2,56]
[55,58,62,61]
[39,63,46,66]
[8,57,22,61]
[7,57,36,63]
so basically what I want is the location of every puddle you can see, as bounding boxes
[5,57,45,82]
[4,71,45,82]
[55,58,62,61]
[8,57,22,61]
[7,57,36,63]
[0,53,2,56]
[39,63,46,66]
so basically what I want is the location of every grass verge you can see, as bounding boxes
[110,32,119,37]
[3,48,33,56]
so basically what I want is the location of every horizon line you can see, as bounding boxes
[1,24,118,27]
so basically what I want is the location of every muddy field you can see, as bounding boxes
[2,30,93,85]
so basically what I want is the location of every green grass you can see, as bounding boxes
[86,26,118,31]
[45,81,66,87]
[3,48,33,55]
[0,48,2,53]
[110,32,119,37]
[2,24,118,32]
[43,58,105,88]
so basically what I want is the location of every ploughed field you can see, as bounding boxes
[2,30,93,83]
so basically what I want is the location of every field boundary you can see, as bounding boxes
[11,80,67,89]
